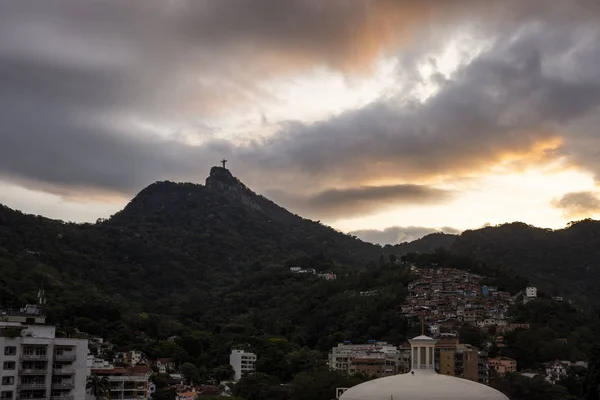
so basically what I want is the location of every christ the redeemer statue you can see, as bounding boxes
[221,159,228,168]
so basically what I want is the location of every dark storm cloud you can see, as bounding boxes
[349,226,461,245]
[240,23,600,190]
[552,191,600,219]
[267,184,452,219]
[1,0,600,220]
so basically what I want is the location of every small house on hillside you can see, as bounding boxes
[155,358,175,373]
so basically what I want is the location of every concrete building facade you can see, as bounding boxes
[434,338,488,384]
[229,350,256,381]
[91,366,152,400]
[489,357,517,375]
[525,287,537,298]
[0,305,88,400]
[329,341,402,378]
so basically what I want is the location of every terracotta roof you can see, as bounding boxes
[131,365,152,374]
[92,365,151,376]
[198,385,220,395]
[92,368,130,375]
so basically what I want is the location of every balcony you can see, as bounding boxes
[20,368,47,375]
[20,354,47,361]
[51,396,74,400]
[52,368,75,375]
[53,354,76,362]
[18,382,47,390]
[52,381,74,390]
[16,396,46,400]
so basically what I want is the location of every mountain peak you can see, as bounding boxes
[207,166,235,183]
[206,166,262,211]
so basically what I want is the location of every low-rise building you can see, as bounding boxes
[230,350,256,381]
[115,350,144,366]
[544,360,569,384]
[398,344,412,374]
[91,365,152,400]
[489,357,517,375]
[329,341,401,377]
[155,358,175,374]
[348,355,396,377]
[497,323,530,334]
[544,360,588,384]
[317,273,337,280]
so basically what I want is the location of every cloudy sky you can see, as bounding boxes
[2,0,600,244]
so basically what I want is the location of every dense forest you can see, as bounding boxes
[451,220,600,305]
[2,167,600,399]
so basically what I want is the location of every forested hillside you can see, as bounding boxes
[451,221,600,305]
[0,167,410,353]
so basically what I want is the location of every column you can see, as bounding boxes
[413,348,418,369]
[429,347,434,369]
[425,346,430,368]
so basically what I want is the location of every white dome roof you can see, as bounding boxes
[340,370,509,400]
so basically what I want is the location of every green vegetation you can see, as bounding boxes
[231,369,370,400]
[491,372,576,400]
[503,300,600,369]
[86,375,111,400]
[151,373,177,400]
[451,220,600,305]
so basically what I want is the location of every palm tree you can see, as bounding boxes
[87,374,111,399]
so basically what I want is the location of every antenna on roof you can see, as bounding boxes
[417,306,430,336]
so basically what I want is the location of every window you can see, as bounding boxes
[1,363,14,371]
[0,377,13,386]
[0,391,12,399]
[22,347,46,357]
[3,348,15,356]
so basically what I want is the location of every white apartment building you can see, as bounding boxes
[229,350,256,381]
[0,304,89,400]
[329,341,400,376]
[91,365,152,400]
[523,287,538,304]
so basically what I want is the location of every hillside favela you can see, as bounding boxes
[2,2,600,400]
